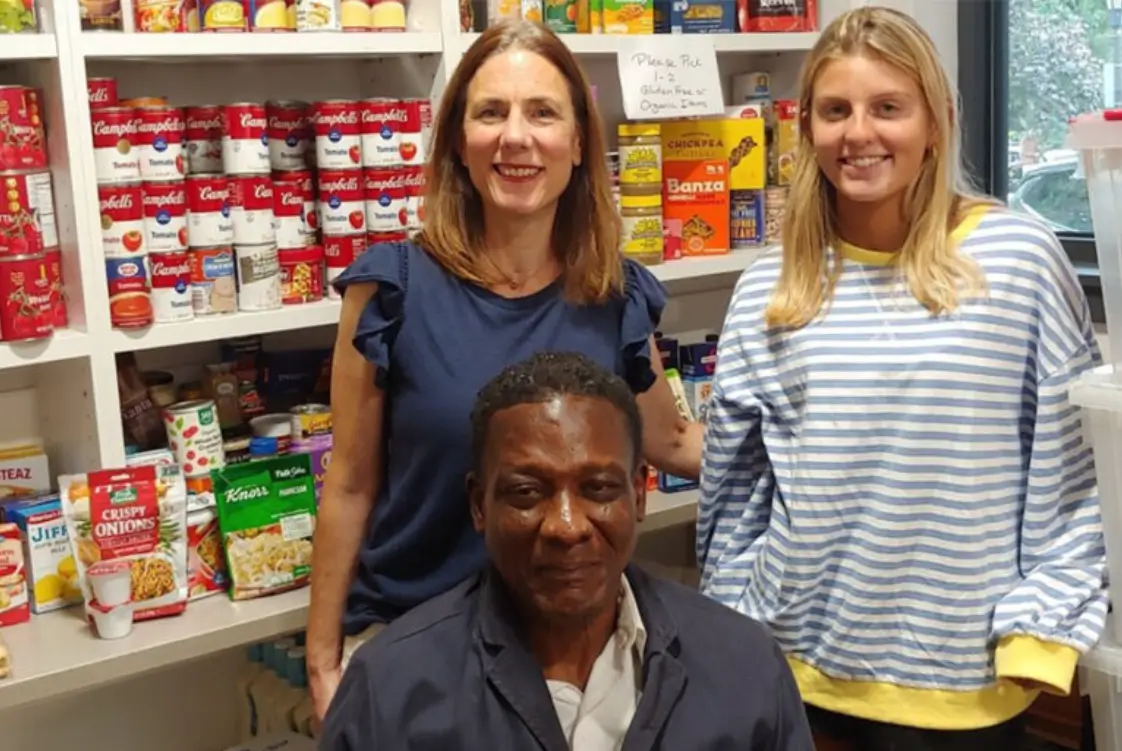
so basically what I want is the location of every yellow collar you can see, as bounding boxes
[836,207,991,267]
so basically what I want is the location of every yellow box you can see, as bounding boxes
[721,117,766,191]
[602,0,652,33]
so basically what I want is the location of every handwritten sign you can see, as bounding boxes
[616,36,724,121]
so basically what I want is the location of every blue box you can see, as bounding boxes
[654,0,738,34]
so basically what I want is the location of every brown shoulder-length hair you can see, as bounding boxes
[414,20,623,305]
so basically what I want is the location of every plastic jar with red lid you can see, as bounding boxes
[279,244,324,305]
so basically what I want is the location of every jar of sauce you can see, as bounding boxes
[620,194,663,266]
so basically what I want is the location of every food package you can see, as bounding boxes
[3,493,82,614]
[117,353,166,451]
[61,465,189,621]
[0,440,51,502]
[0,522,28,626]
[187,500,228,600]
[213,454,316,601]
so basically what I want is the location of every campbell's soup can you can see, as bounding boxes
[222,103,269,176]
[324,233,365,298]
[0,169,58,255]
[318,169,364,237]
[277,168,317,237]
[398,99,426,166]
[149,250,194,323]
[185,105,224,175]
[44,248,66,329]
[360,98,403,168]
[364,167,406,232]
[142,181,188,253]
[228,174,276,245]
[313,100,362,170]
[136,105,186,182]
[186,173,234,247]
[91,107,141,184]
[367,229,407,246]
[0,254,51,341]
[87,77,118,110]
[98,182,146,258]
[266,100,310,172]
[0,87,47,172]
[401,164,424,228]
[272,177,306,249]
[190,246,237,315]
[106,255,153,329]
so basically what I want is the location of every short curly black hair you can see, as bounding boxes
[470,352,643,472]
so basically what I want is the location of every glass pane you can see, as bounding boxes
[1007,0,1110,238]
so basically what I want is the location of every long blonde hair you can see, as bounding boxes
[765,6,997,330]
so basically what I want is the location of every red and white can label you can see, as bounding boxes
[313,100,362,170]
[0,253,51,341]
[148,250,194,323]
[278,169,317,237]
[0,86,47,172]
[222,103,269,176]
[106,255,152,329]
[401,164,424,228]
[1,170,57,256]
[185,105,224,175]
[91,107,141,184]
[44,248,66,329]
[186,174,234,248]
[272,177,306,249]
[367,230,407,246]
[318,169,365,237]
[266,100,310,172]
[360,99,404,168]
[324,233,365,300]
[142,181,188,253]
[136,106,186,182]
[228,174,276,245]
[364,167,407,232]
[398,99,426,166]
[88,78,118,110]
[98,183,145,258]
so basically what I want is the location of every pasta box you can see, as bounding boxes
[654,0,736,33]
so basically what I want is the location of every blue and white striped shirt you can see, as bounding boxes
[698,208,1108,729]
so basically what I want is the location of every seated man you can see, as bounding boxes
[320,352,813,750]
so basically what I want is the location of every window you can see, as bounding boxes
[959,0,1112,292]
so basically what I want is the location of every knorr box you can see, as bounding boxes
[212,454,316,601]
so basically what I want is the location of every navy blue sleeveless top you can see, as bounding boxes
[332,242,667,633]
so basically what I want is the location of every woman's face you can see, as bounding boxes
[461,48,582,221]
[809,54,934,209]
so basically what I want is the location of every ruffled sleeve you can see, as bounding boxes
[619,259,668,393]
[331,242,409,389]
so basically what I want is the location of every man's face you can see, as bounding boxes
[470,395,646,623]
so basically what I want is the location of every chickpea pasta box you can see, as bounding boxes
[212,454,316,601]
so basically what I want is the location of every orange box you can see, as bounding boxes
[661,119,729,257]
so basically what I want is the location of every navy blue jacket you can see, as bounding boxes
[320,565,814,750]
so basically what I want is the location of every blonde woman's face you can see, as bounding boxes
[461,49,582,221]
[809,55,933,207]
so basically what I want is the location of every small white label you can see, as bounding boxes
[617,37,724,121]
[281,512,314,541]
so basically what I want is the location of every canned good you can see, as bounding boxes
[296,0,340,31]
[228,174,275,245]
[135,0,196,32]
[0,170,58,255]
[164,399,226,477]
[185,105,224,174]
[200,0,246,29]
[44,248,66,329]
[398,99,426,166]
[266,100,310,171]
[278,168,317,237]
[106,255,153,329]
[250,412,292,452]
[0,87,47,172]
[186,173,234,247]
[620,194,663,266]
[80,0,121,29]
[313,100,361,170]
[401,164,424,228]
[618,122,662,194]
[324,234,364,298]
[149,250,194,323]
[235,242,281,311]
[222,103,269,175]
[318,169,365,236]
[135,106,186,182]
[272,177,306,249]
[189,246,237,315]
[0,254,50,341]
[279,245,324,304]
[360,98,403,168]
[363,167,406,232]
[142,180,188,252]
[730,189,765,249]
[294,432,332,503]
[122,97,169,109]
[369,0,405,30]
[290,403,331,441]
[90,107,141,185]
[99,183,145,259]
[87,78,119,110]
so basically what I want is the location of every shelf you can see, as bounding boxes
[109,300,341,352]
[1083,624,1122,678]
[652,249,767,284]
[0,330,89,369]
[79,31,443,61]
[0,34,58,60]
[0,490,694,711]
[460,32,817,56]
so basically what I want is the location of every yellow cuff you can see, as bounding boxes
[994,635,1080,696]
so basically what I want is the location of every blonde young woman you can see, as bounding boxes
[699,7,1107,750]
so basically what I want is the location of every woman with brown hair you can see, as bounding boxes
[307,20,702,720]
